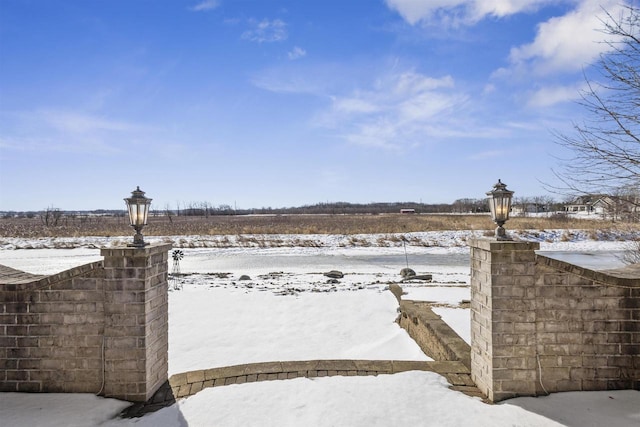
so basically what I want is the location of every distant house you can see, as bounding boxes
[400,209,416,214]
[564,195,607,215]
[564,194,638,220]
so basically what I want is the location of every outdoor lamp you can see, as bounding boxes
[124,186,152,247]
[486,179,514,241]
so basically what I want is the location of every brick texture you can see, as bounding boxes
[470,238,640,402]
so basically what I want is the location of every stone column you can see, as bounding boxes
[469,238,539,402]
[100,243,172,402]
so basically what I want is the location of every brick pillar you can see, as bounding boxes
[100,243,171,402]
[469,238,540,402]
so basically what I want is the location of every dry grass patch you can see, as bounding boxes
[0,213,632,238]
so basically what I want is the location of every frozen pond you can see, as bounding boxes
[178,248,469,274]
[0,246,628,276]
[0,247,469,276]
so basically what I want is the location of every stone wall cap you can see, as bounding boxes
[0,260,104,290]
[0,264,46,286]
[603,264,640,281]
[469,237,540,251]
[537,254,640,287]
[101,243,173,256]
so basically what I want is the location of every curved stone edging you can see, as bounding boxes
[122,359,482,417]
[398,299,472,370]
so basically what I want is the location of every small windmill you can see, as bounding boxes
[171,249,184,290]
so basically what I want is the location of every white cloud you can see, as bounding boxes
[241,19,288,43]
[252,63,515,149]
[384,0,553,26]
[39,110,147,134]
[318,70,473,148]
[332,97,380,114]
[472,0,553,20]
[483,83,496,94]
[288,46,307,60]
[250,62,346,95]
[393,72,454,94]
[190,1,219,12]
[385,0,467,25]
[484,1,631,109]
[508,0,626,75]
[189,0,219,12]
[0,109,153,154]
[251,74,321,95]
[467,149,508,160]
[527,83,584,107]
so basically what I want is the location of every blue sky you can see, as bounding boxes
[0,0,632,211]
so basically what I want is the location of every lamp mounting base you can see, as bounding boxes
[128,232,149,248]
[495,226,513,241]
[127,243,150,248]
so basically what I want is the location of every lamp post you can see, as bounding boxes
[486,179,514,241]
[124,186,152,247]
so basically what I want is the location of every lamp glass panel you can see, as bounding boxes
[488,196,497,220]
[135,204,143,226]
[127,203,136,226]
[495,197,509,222]
[140,202,149,225]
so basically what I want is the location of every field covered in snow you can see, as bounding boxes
[0,231,638,426]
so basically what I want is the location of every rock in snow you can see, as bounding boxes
[324,270,344,279]
[400,268,416,278]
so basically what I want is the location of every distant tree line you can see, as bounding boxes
[159,200,467,216]
[7,193,638,222]
[1,197,563,220]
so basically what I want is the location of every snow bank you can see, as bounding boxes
[1,229,636,251]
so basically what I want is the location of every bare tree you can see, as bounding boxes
[512,197,531,217]
[621,238,640,264]
[164,203,174,223]
[40,206,63,227]
[451,198,485,213]
[534,195,556,214]
[552,6,639,204]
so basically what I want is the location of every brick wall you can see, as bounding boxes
[0,262,105,393]
[0,243,171,402]
[470,238,640,402]
[534,256,639,393]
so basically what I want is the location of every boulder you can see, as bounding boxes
[238,275,251,281]
[400,268,416,278]
[324,270,344,279]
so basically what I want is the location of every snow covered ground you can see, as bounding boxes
[0,232,638,426]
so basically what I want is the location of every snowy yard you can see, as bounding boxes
[0,232,638,426]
